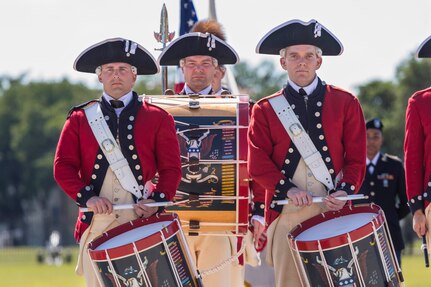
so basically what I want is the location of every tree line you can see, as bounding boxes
[0,55,430,244]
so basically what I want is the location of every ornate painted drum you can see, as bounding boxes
[145,95,250,235]
[288,204,404,287]
[88,213,202,287]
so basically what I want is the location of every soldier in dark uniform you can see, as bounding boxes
[358,118,409,264]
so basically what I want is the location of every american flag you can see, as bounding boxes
[174,0,198,93]
[180,0,198,35]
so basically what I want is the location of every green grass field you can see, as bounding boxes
[0,247,85,287]
[0,246,429,286]
[401,254,430,285]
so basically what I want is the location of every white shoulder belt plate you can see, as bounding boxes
[84,103,146,199]
[268,95,334,191]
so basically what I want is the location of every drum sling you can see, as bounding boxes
[85,102,149,199]
[268,94,334,191]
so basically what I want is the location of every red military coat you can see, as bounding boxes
[54,93,182,242]
[248,80,366,225]
[404,88,431,214]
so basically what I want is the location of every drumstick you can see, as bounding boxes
[275,194,368,205]
[79,193,249,213]
[79,201,175,212]
[422,236,429,268]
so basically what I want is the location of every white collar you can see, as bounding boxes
[184,84,212,95]
[103,90,133,116]
[288,76,318,95]
[366,152,381,166]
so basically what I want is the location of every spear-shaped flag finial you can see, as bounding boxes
[154,4,175,46]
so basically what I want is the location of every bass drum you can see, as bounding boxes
[146,95,250,235]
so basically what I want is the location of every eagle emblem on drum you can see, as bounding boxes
[105,257,161,287]
[316,247,360,287]
[106,264,146,287]
[178,128,218,183]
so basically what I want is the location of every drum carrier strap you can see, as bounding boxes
[268,95,334,191]
[85,102,150,199]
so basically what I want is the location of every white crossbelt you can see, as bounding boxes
[268,95,334,191]
[85,103,148,199]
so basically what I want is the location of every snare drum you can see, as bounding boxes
[146,95,249,235]
[88,213,202,287]
[288,204,404,287]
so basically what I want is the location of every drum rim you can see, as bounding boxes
[288,204,386,251]
[88,213,180,260]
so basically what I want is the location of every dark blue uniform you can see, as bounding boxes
[358,153,409,254]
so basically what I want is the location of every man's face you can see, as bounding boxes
[366,128,383,158]
[98,62,136,99]
[182,55,217,93]
[280,45,322,87]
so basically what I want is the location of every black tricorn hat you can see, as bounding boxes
[417,35,431,58]
[158,32,239,66]
[256,19,343,56]
[366,118,384,131]
[73,37,159,75]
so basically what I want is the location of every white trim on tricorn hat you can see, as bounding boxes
[256,19,343,56]
[158,32,239,66]
[73,37,159,75]
[417,35,431,58]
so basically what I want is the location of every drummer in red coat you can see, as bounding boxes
[248,19,366,286]
[158,31,245,287]
[53,38,182,286]
[404,35,431,250]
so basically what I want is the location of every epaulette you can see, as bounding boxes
[67,99,100,119]
[382,153,402,163]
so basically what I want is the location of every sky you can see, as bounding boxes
[1,0,431,93]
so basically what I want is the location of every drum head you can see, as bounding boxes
[88,213,179,256]
[289,204,386,250]
[95,220,171,250]
[295,212,375,241]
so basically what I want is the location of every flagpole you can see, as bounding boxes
[208,0,217,20]
[208,0,240,94]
